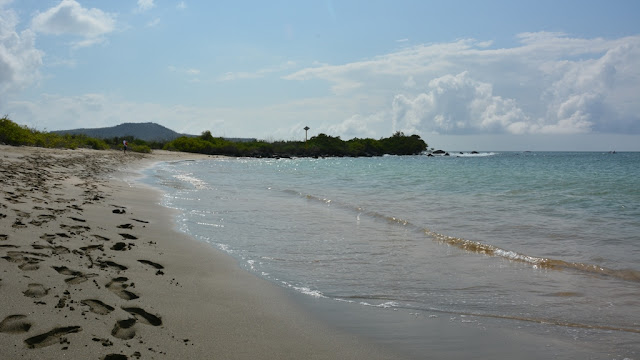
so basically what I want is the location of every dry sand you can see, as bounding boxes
[0,145,398,360]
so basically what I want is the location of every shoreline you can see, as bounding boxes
[0,146,396,359]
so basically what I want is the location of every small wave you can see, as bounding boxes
[359,301,399,309]
[449,310,640,334]
[247,259,256,271]
[291,285,326,298]
[173,173,209,189]
[297,192,415,227]
[452,152,498,157]
[365,210,412,226]
[427,230,640,283]
[339,294,403,301]
[216,243,233,253]
[196,222,224,228]
[283,189,640,284]
[278,279,327,298]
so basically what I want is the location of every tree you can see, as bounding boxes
[200,130,214,142]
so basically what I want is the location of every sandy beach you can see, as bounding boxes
[0,145,397,360]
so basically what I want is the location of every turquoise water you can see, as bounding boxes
[145,152,640,356]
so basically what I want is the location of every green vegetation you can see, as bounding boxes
[0,116,139,152]
[1,116,428,157]
[163,131,427,157]
[0,116,110,150]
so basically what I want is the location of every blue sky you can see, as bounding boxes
[1,0,639,151]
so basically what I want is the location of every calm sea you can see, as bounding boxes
[144,152,640,357]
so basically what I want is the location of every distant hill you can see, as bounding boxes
[51,122,194,142]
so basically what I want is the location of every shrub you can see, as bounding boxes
[1,116,112,150]
[129,143,151,153]
[0,116,36,146]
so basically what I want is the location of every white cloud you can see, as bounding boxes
[218,71,261,81]
[137,0,155,12]
[146,18,160,27]
[219,61,297,81]
[403,76,416,88]
[326,113,383,139]
[31,0,116,48]
[0,4,43,95]
[392,71,531,135]
[177,2,187,10]
[285,33,640,136]
[168,65,201,82]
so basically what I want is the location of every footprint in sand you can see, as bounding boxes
[111,318,136,340]
[0,314,32,333]
[117,224,133,229]
[138,260,164,275]
[52,246,70,255]
[46,208,67,215]
[80,244,104,252]
[28,219,44,226]
[38,214,56,221]
[112,209,126,214]
[12,219,27,228]
[18,260,41,271]
[24,326,82,349]
[103,354,127,360]
[23,283,49,298]
[60,224,91,232]
[52,265,81,276]
[122,307,162,326]
[137,260,164,270]
[12,209,31,218]
[3,251,37,262]
[31,244,69,255]
[3,251,47,271]
[119,233,137,240]
[52,265,96,284]
[106,277,139,300]
[0,244,19,248]
[5,196,25,204]
[99,260,128,271]
[111,242,128,251]
[92,234,110,241]
[0,234,8,241]
[81,299,115,315]
[131,218,149,224]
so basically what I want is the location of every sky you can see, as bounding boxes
[1,0,640,151]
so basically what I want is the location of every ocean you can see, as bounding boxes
[144,151,640,358]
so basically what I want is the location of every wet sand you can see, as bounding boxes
[0,145,397,360]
